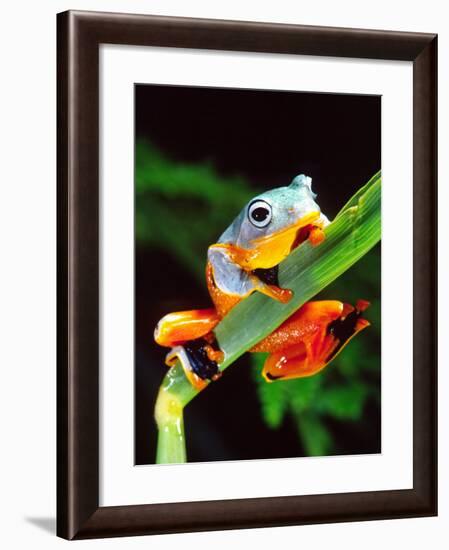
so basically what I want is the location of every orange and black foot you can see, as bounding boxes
[166,336,224,391]
[251,299,370,382]
[308,226,326,246]
[292,221,327,250]
[154,308,224,390]
[251,265,293,303]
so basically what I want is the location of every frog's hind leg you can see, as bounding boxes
[251,300,370,382]
[154,309,224,391]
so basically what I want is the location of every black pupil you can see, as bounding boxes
[252,207,269,222]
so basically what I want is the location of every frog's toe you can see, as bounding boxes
[325,300,370,362]
[251,265,293,303]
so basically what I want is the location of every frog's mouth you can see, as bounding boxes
[211,211,325,275]
[235,211,322,270]
[250,217,323,288]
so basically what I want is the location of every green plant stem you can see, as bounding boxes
[154,381,188,464]
[154,171,381,463]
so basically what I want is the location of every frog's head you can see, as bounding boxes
[216,175,329,271]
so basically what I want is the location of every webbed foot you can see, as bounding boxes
[252,265,293,303]
[166,336,224,391]
[251,299,370,382]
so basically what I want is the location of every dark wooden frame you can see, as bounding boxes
[57,10,437,540]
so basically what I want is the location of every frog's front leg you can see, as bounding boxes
[251,299,370,382]
[208,246,292,303]
[293,215,329,248]
[308,225,326,246]
[154,309,224,391]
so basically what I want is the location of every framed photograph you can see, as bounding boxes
[57,10,437,540]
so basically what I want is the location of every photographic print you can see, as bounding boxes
[134,84,381,465]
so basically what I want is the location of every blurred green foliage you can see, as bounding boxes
[136,139,380,457]
[136,139,256,280]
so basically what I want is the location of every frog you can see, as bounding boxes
[154,174,370,390]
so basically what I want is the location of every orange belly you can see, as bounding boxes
[206,261,241,318]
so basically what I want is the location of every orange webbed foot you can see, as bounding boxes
[250,267,293,303]
[165,336,224,391]
[252,299,370,382]
[308,226,326,246]
[203,343,225,365]
[155,308,224,390]
[259,284,293,303]
[165,346,209,391]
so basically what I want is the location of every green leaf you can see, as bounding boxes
[334,171,381,219]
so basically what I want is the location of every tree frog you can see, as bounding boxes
[154,174,370,390]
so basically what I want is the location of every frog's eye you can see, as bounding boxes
[248,200,272,228]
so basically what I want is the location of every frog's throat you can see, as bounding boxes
[216,210,322,271]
